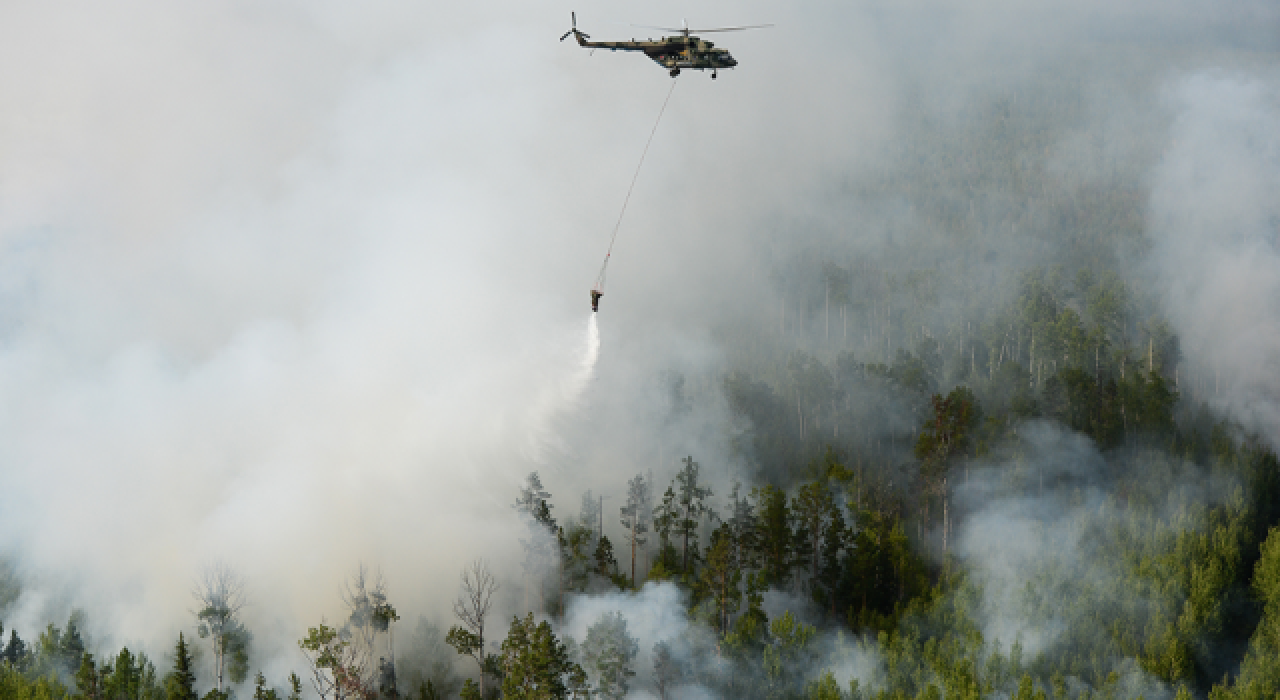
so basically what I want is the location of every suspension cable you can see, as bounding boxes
[594,77,679,292]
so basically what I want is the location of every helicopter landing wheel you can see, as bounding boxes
[712,71,717,80]
[669,68,681,77]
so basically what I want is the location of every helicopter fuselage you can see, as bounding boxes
[572,32,737,75]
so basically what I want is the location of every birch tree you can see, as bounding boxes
[193,563,251,694]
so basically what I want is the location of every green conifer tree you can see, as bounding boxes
[652,485,680,573]
[752,484,795,586]
[61,616,86,676]
[105,647,140,700]
[619,473,651,586]
[76,653,101,700]
[499,613,585,700]
[674,456,715,574]
[165,633,198,700]
[697,526,743,636]
[593,535,619,579]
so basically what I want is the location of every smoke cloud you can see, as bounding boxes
[1148,71,1280,444]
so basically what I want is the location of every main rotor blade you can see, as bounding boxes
[560,30,573,41]
[687,24,774,32]
[630,22,773,33]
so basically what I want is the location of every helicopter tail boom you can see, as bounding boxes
[561,12,652,51]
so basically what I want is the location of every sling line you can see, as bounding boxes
[593,77,679,294]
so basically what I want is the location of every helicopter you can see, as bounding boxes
[559,13,771,78]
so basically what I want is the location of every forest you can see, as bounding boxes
[1,26,1278,700]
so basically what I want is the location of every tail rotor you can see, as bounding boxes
[560,12,589,42]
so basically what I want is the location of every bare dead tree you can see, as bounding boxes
[192,562,248,693]
[446,559,498,697]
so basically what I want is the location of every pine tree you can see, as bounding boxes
[652,485,680,573]
[76,653,101,700]
[137,652,164,700]
[60,616,86,675]
[697,525,742,636]
[577,490,601,544]
[674,456,715,574]
[165,633,198,700]
[559,523,594,593]
[816,506,849,615]
[416,679,441,700]
[752,485,795,586]
[498,613,585,700]
[515,472,558,613]
[793,475,849,604]
[762,612,816,698]
[914,386,980,543]
[619,474,651,586]
[805,671,843,700]
[514,472,552,518]
[593,535,619,579]
[726,482,760,572]
[105,647,140,700]
[4,628,28,669]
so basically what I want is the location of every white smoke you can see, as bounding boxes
[560,582,696,698]
[1148,71,1280,443]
